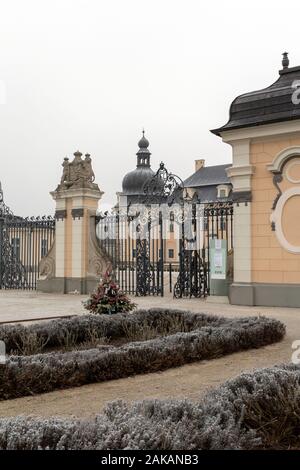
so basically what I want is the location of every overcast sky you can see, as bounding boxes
[1,0,300,215]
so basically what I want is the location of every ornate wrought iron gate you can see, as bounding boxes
[97,163,234,298]
[97,210,165,296]
[173,201,233,298]
[0,187,55,290]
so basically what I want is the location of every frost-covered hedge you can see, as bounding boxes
[0,310,285,400]
[0,364,298,450]
[0,309,227,354]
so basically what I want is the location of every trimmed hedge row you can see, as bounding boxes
[0,364,298,450]
[0,310,285,400]
[0,309,227,353]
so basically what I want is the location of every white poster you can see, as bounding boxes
[215,239,222,250]
[214,252,223,268]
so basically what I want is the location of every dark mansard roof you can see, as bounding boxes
[211,53,300,136]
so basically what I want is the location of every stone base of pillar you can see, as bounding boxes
[229,282,300,307]
[229,283,254,306]
[37,277,99,295]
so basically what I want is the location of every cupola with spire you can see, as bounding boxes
[136,129,151,167]
[122,131,155,197]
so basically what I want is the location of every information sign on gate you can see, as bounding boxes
[210,238,227,280]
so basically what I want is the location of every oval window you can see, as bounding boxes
[274,187,300,254]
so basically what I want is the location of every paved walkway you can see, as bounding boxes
[0,291,86,323]
[0,289,298,321]
[0,290,299,418]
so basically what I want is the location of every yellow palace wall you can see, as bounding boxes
[251,135,300,284]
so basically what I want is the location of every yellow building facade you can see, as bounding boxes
[212,53,300,307]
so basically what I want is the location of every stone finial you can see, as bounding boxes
[282,52,289,69]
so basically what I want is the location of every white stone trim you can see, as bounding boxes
[231,139,250,166]
[221,139,253,283]
[226,149,254,194]
[55,199,66,210]
[72,218,83,277]
[226,165,254,178]
[267,146,300,172]
[226,140,254,193]
[217,184,230,198]
[51,187,103,201]
[286,160,300,183]
[233,204,251,283]
[55,220,65,277]
[270,186,300,254]
[220,119,300,142]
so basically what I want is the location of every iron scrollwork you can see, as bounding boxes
[142,161,188,206]
[173,250,207,299]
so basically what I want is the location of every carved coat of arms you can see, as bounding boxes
[57,151,98,191]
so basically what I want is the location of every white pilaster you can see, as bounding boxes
[55,220,65,277]
[72,217,83,277]
[233,204,251,282]
[225,139,254,284]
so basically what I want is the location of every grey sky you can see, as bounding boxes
[0,0,300,215]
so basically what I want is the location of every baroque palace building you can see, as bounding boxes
[211,52,300,307]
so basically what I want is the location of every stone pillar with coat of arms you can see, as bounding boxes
[37,151,110,294]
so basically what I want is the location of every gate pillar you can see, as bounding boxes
[37,151,109,294]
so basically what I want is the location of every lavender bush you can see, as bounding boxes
[0,364,298,450]
[0,312,285,400]
[0,308,284,355]
[0,309,226,354]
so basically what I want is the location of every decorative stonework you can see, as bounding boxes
[55,209,67,220]
[268,148,300,254]
[88,217,112,277]
[71,208,84,219]
[232,191,252,203]
[39,239,55,279]
[285,159,300,184]
[267,146,300,172]
[56,151,99,192]
[270,187,300,254]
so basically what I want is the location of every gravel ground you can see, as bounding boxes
[0,291,298,418]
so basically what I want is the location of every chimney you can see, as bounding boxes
[195,159,205,172]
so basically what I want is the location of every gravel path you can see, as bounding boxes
[0,292,298,418]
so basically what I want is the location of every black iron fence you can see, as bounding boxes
[0,215,55,290]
